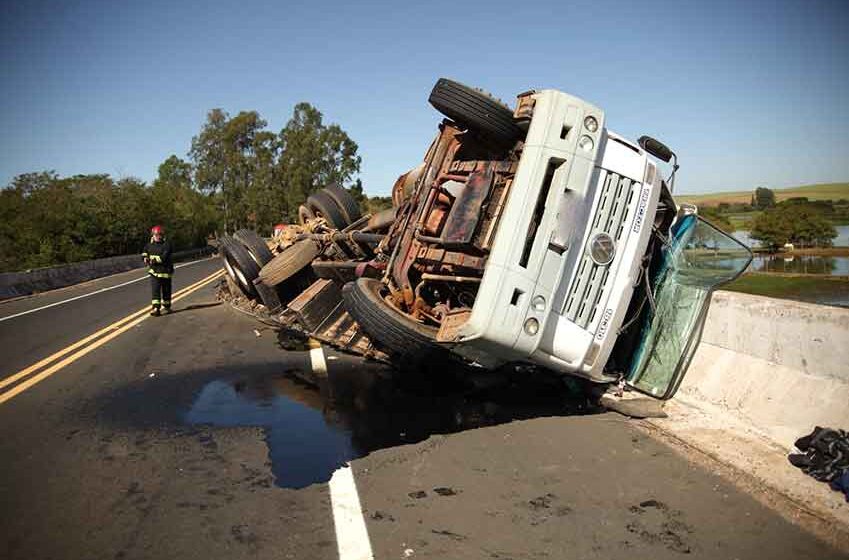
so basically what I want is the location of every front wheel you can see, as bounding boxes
[342,278,442,363]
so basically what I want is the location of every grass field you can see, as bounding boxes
[723,273,849,307]
[678,182,849,206]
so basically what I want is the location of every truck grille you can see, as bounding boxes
[563,171,639,329]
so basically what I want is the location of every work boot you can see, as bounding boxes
[150,306,161,317]
[162,306,172,315]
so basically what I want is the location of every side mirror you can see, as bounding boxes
[638,136,673,163]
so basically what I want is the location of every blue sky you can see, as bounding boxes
[1,0,847,196]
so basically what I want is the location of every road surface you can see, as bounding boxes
[0,261,846,559]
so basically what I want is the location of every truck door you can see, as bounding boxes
[626,215,752,399]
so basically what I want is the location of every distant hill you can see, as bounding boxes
[677,183,849,206]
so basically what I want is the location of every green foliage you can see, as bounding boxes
[750,200,838,250]
[276,102,361,224]
[189,103,362,233]
[725,273,849,307]
[1,101,367,270]
[697,206,735,232]
[754,186,775,209]
[364,196,394,214]
[0,166,217,273]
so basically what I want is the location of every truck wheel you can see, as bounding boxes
[233,229,274,267]
[298,204,315,225]
[307,191,348,229]
[342,278,442,363]
[258,239,321,287]
[428,78,522,145]
[220,236,260,298]
[322,184,362,225]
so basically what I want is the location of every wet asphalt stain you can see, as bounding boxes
[94,351,600,490]
[626,498,695,554]
[181,352,600,489]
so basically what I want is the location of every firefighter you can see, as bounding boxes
[142,225,174,316]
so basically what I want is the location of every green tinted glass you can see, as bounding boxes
[627,216,751,398]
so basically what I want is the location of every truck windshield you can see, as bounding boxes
[626,214,752,398]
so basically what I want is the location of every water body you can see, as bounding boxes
[184,357,593,489]
[733,225,849,277]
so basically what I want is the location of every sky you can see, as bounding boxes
[1,0,847,197]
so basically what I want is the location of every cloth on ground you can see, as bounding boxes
[788,426,849,502]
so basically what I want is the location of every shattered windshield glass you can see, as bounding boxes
[627,215,752,398]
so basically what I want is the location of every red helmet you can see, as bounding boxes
[151,225,164,235]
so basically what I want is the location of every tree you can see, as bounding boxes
[190,109,271,233]
[754,186,776,210]
[277,103,361,220]
[698,206,735,232]
[151,155,218,249]
[750,201,837,250]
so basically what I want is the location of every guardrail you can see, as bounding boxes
[0,246,216,301]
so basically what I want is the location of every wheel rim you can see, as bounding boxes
[223,256,237,283]
[234,266,249,290]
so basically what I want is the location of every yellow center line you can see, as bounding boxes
[0,269,223,391]
[0,269,224,404]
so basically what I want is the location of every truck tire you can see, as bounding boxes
[428,78,522,145]
[323,184,362,225]
[298,204,315,225]
[258,239,321,287]
[233,229,274,267]
[220,236,260,298]
[307,191,348,229]
[342,278,442,363]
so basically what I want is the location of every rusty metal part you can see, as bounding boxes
[342,213,372,232]
[481,177,513,250]
[420,273,482,284]
[436,309,472,342]
[391,162,424,208]
[440,162,494,248]
[287,278,342,332]
[362,207,396,232]
[416,247,487,271]
[295,232,385,244]
[513,90,536,122]
[386,122,463,293]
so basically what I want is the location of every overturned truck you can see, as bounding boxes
[219,79,752,401]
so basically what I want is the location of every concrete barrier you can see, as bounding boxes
[649,291,849,530]
[0,247,215,301]
[678,291,849,445]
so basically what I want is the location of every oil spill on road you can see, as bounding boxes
[184,352,599,489]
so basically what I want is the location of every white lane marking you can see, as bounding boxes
[0,257,213,323]
[310,345,329,376]
[329,465,375,560]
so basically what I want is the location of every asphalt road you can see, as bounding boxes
[0,264,846,559]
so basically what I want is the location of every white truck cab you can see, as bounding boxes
[454,89,663,383]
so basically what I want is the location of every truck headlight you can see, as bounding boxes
[583,116,598,133]
[578,135,594,152]
[531,295,546,312]
[523,318,540,336]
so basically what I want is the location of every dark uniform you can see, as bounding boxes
[142,238,174,311]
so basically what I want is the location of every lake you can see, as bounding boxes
[733,225,849,277]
